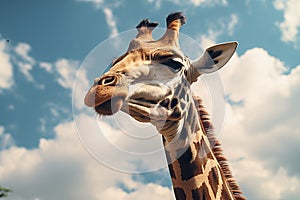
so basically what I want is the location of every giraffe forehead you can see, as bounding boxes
[108,46,187,72]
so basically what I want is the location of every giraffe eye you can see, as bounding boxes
[161,59,184,72]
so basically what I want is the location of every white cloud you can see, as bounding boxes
[77,0,121,9]
[9,42,86,94]
[199,29,221,48]
[199,14,239,48]
[190,0,227,6]
[191,34,300,198]
[73,68,90,110]
[54,58,90,110]
[0,117,173,200]
[2,40,80,91]
[16,59,44,89]
[14,43,35,65]
[103,7,118,37]
[228,14,238,36]
[147,0,227,8]
[73,112,168,173]
[231,158,300,199]
[274,0,300,44]
[14,42,40,86]
[217,47,300,199]
[2,39,86,93]
[55,58,79,89]
[221,48,286,103]
[77,0,104,9]
[77,0,119,37]
[0,126,14,150]
[0,40,14,90]
[274,0,285,9]
[17,62,34,82]
[101,183,174,200]
[39,118,47,132]
[39,62,52,73]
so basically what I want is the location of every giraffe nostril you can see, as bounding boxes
[170,98,179,109]
[98,76,116,86]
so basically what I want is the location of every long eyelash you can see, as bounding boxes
[161,60,183,72]
[154,54,174,60]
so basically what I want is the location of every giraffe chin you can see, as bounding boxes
[94,97,124,115]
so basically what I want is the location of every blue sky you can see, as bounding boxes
[1,0,300,199]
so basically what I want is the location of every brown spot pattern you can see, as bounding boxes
[174,187,186,200]
[177,145,203,181]
[192,183,210,200]
[208,166,220,197]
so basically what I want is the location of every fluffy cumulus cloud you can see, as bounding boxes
[0,40,14,90]
[0,116,174,200]
[217,47,300,199]
[274,0,300,44]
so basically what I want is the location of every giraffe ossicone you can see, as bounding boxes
[84,12,245,200]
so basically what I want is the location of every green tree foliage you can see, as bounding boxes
[0,186,11,198]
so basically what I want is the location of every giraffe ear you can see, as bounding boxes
[192,42,238,74]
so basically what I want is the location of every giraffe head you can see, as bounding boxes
[84,12,237,129]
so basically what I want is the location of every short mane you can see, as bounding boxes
[193,96,246,200]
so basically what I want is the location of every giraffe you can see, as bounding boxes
[84,12,246,200]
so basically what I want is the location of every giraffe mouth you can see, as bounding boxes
[121,84,172,121]
[130,98,159,106]
[84,84,128,115]
[125,98,173,122]
[120,98,156,122]
[94,96,125,115]
[123,93,182,122]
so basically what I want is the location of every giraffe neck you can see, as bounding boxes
[160,97,236,200]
